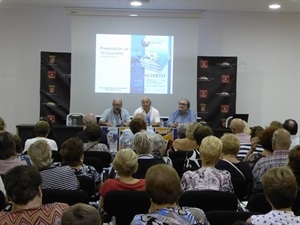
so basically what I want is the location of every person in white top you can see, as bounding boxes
[247,167,300,225]
[133,97,160,127]
[23,120,58,152]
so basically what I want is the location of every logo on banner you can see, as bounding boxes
[198,76,214,82]
[216,92,233,96]
[200,103,207,112]
[199,90,208,98]
[200,60,208,68]
[48,71,57,79]
[49,85,56,94]
[47,115,56,123]
[220,105,229,113]
[221,75,230,83]
[217,62,231,67]
[49,55,56,64]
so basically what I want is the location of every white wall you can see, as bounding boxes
[0,8,299,133]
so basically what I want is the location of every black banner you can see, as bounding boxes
[40,52,71,125]
[197,56,237,128]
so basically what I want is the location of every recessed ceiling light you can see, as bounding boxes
[129,14,139,17]
[130,1,142,6]
[269,4,281,9]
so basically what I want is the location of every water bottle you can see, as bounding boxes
[160,119,164,127]
[67,117,72,126]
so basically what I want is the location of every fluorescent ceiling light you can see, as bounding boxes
[130,1,142,6]
[269,4,281,9]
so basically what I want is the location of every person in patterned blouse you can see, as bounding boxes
[131,164,209,225]
[181,135,234,193]
[247,167,300,224]
[0,165,69,225]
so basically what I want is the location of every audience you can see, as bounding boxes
[23,120,58,152]
[132,131,166,178]
[39,117,58,143]
[13,134,31,165]
[246,167,300,224]
[269,120,283,128]
[76,113,109,147]
[0,131,26,175]
[287,145,300,192]
[230,118,251,160]
[193,125,214,146]
[61,203,102,225]
[131,164,209,225]
[0,116,6,131]
[244,126,277,170]
[181,135,234,193]
[58,137,102,189]
[150,133,172,166]
[133,97,160,127]
[252,128,290,193]
[171,122,202,168]
[100,148,145,207]
[0,165,69,225]
[216,133,253,195]
[283,118,300,150]
[28,140,79,190]
[83,124,110,152]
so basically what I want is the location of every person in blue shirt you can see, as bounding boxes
[166,98,197,128]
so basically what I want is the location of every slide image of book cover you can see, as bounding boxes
[140,50,170,72]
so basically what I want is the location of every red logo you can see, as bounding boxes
[48,71,56,79]
[200,60,208,68]
[220,105,229,113]
[199,90,208,98]
[221,75,230,83]
[47,115,56,123]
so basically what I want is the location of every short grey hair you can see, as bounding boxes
[177,123,188,138]
[133,131,153,155]
[151,133,165,152]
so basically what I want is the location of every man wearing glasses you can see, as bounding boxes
[166,98,197,128]
[99,98,131,127]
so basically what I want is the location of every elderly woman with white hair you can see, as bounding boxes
[150,133,172,166]
[132,131,166,178]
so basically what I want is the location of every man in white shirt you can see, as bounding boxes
[133,97,160,127]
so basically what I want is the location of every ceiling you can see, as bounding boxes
[1,0,300,13]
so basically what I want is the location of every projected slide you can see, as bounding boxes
[95,34,173,94]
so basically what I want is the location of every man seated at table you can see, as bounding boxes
[99,98,131,127]
[167,98,197,128]
[133,97,160,127]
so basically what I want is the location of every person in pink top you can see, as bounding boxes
[99,148,145,207]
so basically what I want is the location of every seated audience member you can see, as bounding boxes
[39,117,58,143]
[252,128,290,193]
[83,124,110,153]
[287,145,300,191]
[100,148,146,207]
[166,98,197,128]
[283,118,300,150]
[132,131,166,178]
[230,118,251,160]
[243,126,277,170]
[133,97,160,127]
[119,113,154,149]
[58,138,102,189]
[150,133,172,166]
[0,165,69,225]
[0,131,26,175]
[216,133,253,195]
[177,123,188,139]
[23,120,58,152]
[99,98,131,127]
[0,116,6,131]
[131,164,209,225]
[76,113,109,147]
[269,120,283,128]
[13,134,31,165]
[28,140,79,190]
[181,136,234,193]
[61,203,102,225]
[246,167,300,224]
[193,125,214,146]
[171,122,202,168]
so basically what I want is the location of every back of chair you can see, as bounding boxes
[83,156,104,174]
[206,210,259,225]
[133,158,166,179]
[231,178,248,201]
[84,151,112,168]
[42,189,89,205]
[103,190,150,225]
[76,175,96,198]
[51,150,62,163]
[246,192,271,213]
[179,190,238,212]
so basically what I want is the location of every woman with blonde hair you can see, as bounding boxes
[181,136,234,193]
[99,148,145,206]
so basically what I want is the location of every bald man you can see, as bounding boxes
[252,128,291,193]
[133,97,160,127]
[99,98,131,127]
